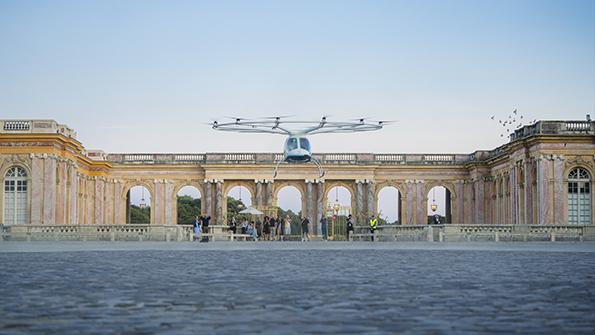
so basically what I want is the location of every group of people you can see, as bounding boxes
[192,215,211,242]
[193,213,380,242]
[228,215,311,241]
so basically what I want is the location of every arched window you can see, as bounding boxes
[4,166,28,225]
[568,168,591,225]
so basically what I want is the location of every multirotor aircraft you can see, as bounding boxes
[210,116,390,179]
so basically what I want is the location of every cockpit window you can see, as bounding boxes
[299,138,310,151]
[287,138,298,151]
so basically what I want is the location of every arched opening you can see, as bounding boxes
[276,186,303,236]
[377,186,401,224]
[126,186,151,224]
[427,186,451,224]
[226,186,251,224]
[568,168,591,225]
[176,186,201,225]
[3,166,28,225]
[326,186,352,239]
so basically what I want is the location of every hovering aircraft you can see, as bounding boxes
[210,116,390,179]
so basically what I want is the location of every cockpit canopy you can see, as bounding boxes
[286,137,311,152]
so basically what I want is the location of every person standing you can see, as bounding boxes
[229,216,238,234]
[346,214,354,241]
[256,218,263,238]
[263,216,270,241]
[193,216,201,241]
[301,217,310,242]
[320,216,327,241]
[269,216,277,240]
[201,215,211,242]
[369,214,378,242]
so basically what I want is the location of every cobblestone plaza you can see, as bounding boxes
[1,242,594,334]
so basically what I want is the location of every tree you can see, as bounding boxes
[226,196,247,224]
[130,205,150,224]
[177,195,201,224]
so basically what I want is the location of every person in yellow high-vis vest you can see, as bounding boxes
[369,215,378,241]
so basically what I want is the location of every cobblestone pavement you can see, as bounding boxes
[0,242,594,334]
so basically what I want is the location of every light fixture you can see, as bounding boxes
[140,187,147,209]
[431,187,437,212]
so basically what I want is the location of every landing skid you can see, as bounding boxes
[272,159,325,180]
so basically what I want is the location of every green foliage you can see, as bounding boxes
[226,196,247,223]
[130,205,150,224]
[176,195,201,224]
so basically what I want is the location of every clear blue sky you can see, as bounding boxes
[1,0,593,218]
[1,0,593,154]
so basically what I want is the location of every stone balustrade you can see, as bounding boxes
[0,119,77,138]
[3,224,593,242]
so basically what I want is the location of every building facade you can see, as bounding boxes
[0,119,593,232]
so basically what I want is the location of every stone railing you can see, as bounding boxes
[351,224,595,242]
[4,224,593,242]
[1,224,195,242]
[0,120,77,138]
[509,120,594,142]
[105,152,476,165]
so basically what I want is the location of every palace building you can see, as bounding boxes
[0,119,593,233]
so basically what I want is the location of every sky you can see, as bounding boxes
[2,0,593,219]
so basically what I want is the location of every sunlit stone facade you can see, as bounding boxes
[0,119,593,231]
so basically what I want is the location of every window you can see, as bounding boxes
[568,168,591,225]
[4,166,28,225]
[299,138,311,151]
[287,138,298,151]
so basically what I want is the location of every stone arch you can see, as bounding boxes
[121,181,154,224]
[375,181,404,224]
[272,181,306,211]
[173,181,203,224]
[323,181,356,217]
[424,181,457,224]
[223,181,256,224]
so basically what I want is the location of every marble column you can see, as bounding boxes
[215,181,223,224]
[317,181,324,235]
[536,155,552,224]
[86,177,93,225]
[68,163,78,225]
[552,155,565,224]
[464,181,474,225]
[204,181,212,218]
[455,181,464,224]
[164,180,174,225]
[405,181,415,225]
[94,178,104,224]
[475,179,485,224]
[523,160,534,225]
[55,160,68,224]
[415,181,425,225]
[255,181,263,208]
[104,180,113,224]
[113,180,122,224]
[495,176,500,224]
[367,181,376,219]
[153,179,164,224]
[509,166,517,225]
[306,180,314,233]
[43,155,57,224]
[266,181,274,209]
[355,181,364,225]
[30,154,44,225]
